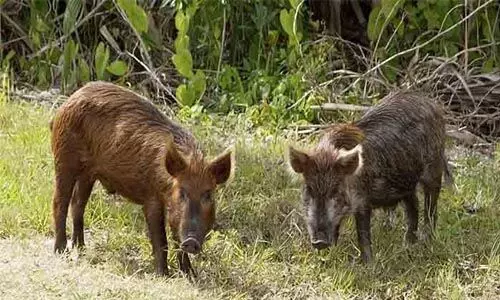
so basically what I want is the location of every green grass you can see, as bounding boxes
[0,100,499,299]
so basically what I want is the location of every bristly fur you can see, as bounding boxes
[286,90,449,263]
[320,124,365,151]
[50,81,234,276]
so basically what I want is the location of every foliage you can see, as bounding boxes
[1,0,499,128]
[172,0,207,107]
[367,0,500,82]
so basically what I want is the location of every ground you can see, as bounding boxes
[0,99,499,299]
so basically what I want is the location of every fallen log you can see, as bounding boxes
[310,103,370,112]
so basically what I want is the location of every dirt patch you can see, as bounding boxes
[0,237,214,299]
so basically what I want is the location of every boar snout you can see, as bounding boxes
[310,230,332,250]
[311,239,330,250]
[181,237,201,254]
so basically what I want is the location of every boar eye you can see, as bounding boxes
[305,185,313,195]
[179,188,188,202]
[201,191,212,203]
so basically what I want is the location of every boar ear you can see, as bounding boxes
[209,147,234,184]
[165,137,187,177]
[286,146,310,174]
[337,144,363,175]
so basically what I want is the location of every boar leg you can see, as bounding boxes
[355,209,372,263]
[423,184,440,240]
[172,235,196,277]
[177,250,197,278]
[403,192,418,244]
[421,162,442,240]
[53,170,77,254]
[71,176,95,249]
[143,202,168,276]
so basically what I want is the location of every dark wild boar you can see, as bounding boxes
[50,81,234,276]
[287,91,451,262]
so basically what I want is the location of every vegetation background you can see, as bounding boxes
[0,0,499,299]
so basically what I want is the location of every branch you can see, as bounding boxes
[28,0,109,59]
[310,103,371,112]
[364,0,495,76]
[125,51,177,102]
[0,11,33,51]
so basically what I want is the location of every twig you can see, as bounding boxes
[464,0,469,77]
[28,0,109,59]
[125,51,177,103]
[0,11,33,51]
[114,1,176,104]
[216,3,227,83]
[292,0,305,57]
[113,0,153,68]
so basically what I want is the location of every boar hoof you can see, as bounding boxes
[360,249,372,264]
[155,266,169,277]
[405,232,417,245]
[54,240,68,254]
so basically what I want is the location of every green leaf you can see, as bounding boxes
[34,16,51,32]
[380,0,399,17]
[63,0,83,35]
[280,9,294,38]
[2,50,16,69]
[185,2,199,19]
[79,58,90,82]
[175,11,189,35]
[174,35,190,53]
[5,50,16,61]
[63,40,78,76]
[172,49,194,79]
[32,0,49,14]
[367,6,382,41]
[289,0,301,9]
[145,16,162,47]
[192,70,206,100]
[95,42,110,80]
[116,0,148,33]
[396,21,405,38]
[36,64,49,88]
[106,60,128,76]
[176,84,196,107]
[62,39,79,90]
[443,42,458,56]
[482,58,495,73]
[382,63,398,83]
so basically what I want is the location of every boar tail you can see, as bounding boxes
[49,119,54,131]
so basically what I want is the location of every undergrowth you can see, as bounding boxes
[0,100,499,299]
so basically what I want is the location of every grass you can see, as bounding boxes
[0,99,499,299]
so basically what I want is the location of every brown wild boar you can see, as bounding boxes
[287,91,451,263]
[50,81,234,276]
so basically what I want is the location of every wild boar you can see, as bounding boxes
[287,91,450,262]
[50,81,234,276]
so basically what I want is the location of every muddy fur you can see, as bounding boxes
[288,91,450,262]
